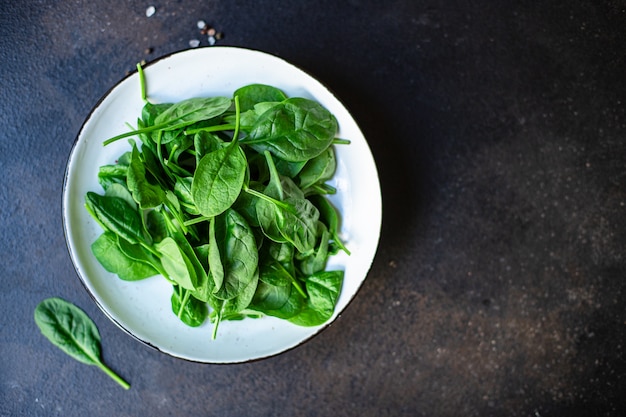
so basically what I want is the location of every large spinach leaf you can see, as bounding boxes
[244,97,338,162]
[191,141,247,218]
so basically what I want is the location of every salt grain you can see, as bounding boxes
[197,20,206,29]
[189,39,200,48]
[208,36,216,46]
[146,6,156,17]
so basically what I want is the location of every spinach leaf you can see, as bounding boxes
[210,269,259,339]
[233,84,287,112]
[34,297,130,389]
[191,141,247,218]
[288,270,344,327]
[97,164,128,190]
[173,176,199,215]
[309,194,350,255]
[278,195,320,255]
[144,208,168,243]
[104,182,136,211]
[233,102,281,129]
[84,192,146,245]
[103,97,232,146]
[297,222,331,276]
[208,216,224,290]
[193,130,223,166]
[297,146,336,189]
[210,209,259,300]
[155,237,197,290]
[243,98,338,162]
[116,235,167,278]
[170,286,208,327]
[142,101,173,126]
[91,232,158,281]
[250,280,305,319]
[154,96,232,126]
[127,144,166,209]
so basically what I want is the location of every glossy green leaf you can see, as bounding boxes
[245,98,338,162]
[91,232,158,281]
[155,237,197,290]
[211,209,259,300]
[34,298,130,389]
[191,142,247,218]
[288,270,344,326]
[154,96,232,126]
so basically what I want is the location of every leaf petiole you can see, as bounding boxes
[97,361,131,390]
[184,123,236,136]
[137,63,147,103]
[332,138,351,145]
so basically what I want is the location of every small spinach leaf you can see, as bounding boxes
[171,287,208,327]
[233,84,287,112]
[91,232,158,281]
[155,237,197,290]
[34,297,130,389]
[191,142,247,218]
[154,96,232,126]
[288,270,344,327]
[84,192,145,245]
[211,209,259,300]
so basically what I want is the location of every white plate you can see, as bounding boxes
[63,46,382,363]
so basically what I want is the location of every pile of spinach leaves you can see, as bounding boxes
[85,65,350,339]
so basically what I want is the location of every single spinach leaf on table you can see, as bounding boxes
[34,297,130,389]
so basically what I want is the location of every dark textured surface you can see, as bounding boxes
[2,1,626,416]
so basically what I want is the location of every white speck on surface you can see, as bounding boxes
[197,20,206,29]
[189,39,200,48]
[146,6,156,17]
[208,35,216,45]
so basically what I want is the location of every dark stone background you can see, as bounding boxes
[1,1,625,416]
